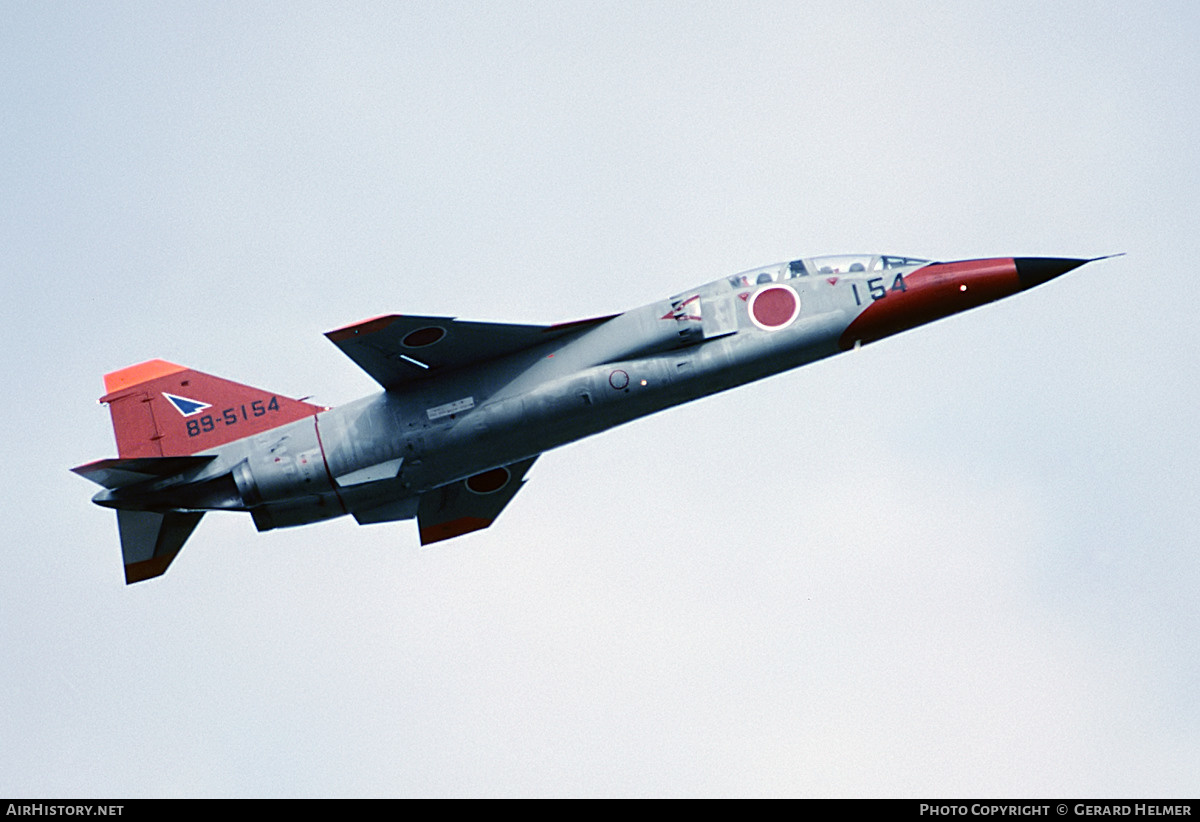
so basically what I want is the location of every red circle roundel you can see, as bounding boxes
[748,284,801,331]
[402,326,446,348]
[466,467,510,495]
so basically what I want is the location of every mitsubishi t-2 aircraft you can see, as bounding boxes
[73,254,1100,583]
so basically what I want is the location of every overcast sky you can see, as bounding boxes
[2,1,1198,797]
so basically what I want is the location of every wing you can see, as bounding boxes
[417,456,538,545]
[325,314,614,391]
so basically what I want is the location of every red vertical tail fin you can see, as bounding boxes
[101,359,324,457]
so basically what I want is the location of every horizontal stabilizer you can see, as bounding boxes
[116,509,204,583]
[326,314,614,391]
[418,456,538,545]
[72,455,216,489]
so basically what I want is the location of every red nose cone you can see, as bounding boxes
[837,257,1020,349]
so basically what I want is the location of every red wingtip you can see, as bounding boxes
[325,315,401,343]
[419,516,493,545]
[124,553,178,584]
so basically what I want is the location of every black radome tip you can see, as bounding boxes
[1014,257,1091,290]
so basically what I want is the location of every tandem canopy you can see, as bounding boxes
[727,254,931,288]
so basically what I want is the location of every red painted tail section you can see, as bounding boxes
[101,359,324,458]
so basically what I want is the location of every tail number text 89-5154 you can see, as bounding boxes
[186,397,282,437]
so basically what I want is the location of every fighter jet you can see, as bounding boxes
[73,254,1101,583]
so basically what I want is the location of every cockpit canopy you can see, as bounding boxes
[808,254,930,274]
[726,254,930,288]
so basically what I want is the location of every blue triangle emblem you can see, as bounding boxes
[163,393,211,417]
